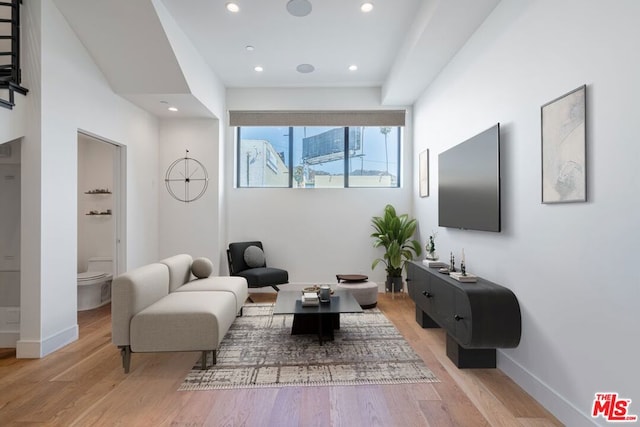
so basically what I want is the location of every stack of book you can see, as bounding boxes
[422,259,448,268]
[449,272,478,283]
[301,292,320,306]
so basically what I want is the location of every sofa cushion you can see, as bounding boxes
[175,276,248,313]
[191,257,213,279]
[244,245,265,268]
[159,254,193,292]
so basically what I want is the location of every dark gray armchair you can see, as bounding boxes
[226,241,288,293]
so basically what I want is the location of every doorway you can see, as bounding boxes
[0,139,20,346]
[77,132,126,285]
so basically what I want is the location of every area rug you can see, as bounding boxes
[179,303,438,390]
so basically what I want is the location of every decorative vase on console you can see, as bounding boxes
[425,232,438,261]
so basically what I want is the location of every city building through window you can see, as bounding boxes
[236,126,401,188]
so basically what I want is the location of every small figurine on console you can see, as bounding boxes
[425,231,438,260]
[449,252,456,273]
[461,248,466,276]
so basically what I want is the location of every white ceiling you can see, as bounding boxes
[161,0,423,89]
[52,0,500,118]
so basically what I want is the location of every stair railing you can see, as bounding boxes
[0,0,28,110]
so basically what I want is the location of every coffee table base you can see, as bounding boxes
[273,291,363,346]
[291,312,340,345]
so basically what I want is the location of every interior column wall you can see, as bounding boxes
[15,0,161,358]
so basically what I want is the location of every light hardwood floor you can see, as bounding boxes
[0,293,562,426]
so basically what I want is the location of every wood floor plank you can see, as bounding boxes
[203,387,282,426]
[419,400,458,427]
[330,385,364,427]
[0,293,563,426]
[298,386,331,427]
[381,383,432,426]
[517,418,565,427]
[473,369,563,426]
[353,384,395,426]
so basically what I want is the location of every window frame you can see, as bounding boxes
[235,125,402,189]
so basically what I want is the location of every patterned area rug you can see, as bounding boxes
[179,303,438,390]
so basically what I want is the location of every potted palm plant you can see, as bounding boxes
[371,204,422,292]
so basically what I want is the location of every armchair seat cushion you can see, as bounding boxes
[237,267,288,288]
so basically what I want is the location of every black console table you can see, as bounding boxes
[407,261,521,368]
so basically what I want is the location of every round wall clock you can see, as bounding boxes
[164,150,209,203]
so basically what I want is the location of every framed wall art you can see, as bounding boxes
[419,149,429,197]
[541,85,586,203]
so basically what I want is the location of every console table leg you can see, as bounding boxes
[446,334,496,368]
[416,308,439,328]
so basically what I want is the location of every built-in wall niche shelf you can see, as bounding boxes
[86,210,112,216]
[84,188,112,216]
[85,189,112,194]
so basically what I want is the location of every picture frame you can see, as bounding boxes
[419,149,429,197]
[541,85,587,203]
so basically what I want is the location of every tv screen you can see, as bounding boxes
[438,123,501,232]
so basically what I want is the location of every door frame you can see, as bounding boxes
[77,130,127,275]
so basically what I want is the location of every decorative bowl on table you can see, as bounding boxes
[336,274,368,283]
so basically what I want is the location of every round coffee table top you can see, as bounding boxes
[336,274,368,283]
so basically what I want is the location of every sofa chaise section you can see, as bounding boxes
[111,258,246,373]
[130,290,236,358]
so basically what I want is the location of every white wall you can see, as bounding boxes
[158,118,221,267]
[412,1,640,425]
[152,0,227,269]
[15,0,161,358]
[225,88,413,285]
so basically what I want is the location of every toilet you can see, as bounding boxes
[77,257,113,311]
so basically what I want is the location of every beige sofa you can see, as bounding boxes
[111,254,248,373]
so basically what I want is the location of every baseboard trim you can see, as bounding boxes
[16,339,41,358]
[498,350,597,426]
[16,324,79,358]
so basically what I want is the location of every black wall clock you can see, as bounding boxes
[164,150,209,203]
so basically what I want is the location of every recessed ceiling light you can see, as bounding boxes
[348,65,358,71]
[254,66,264,72]
[245,45,255,52]
[168,106,178,112]
[226,2,240,13]
[296,63,315,73]
[287,0,312,17]
[361,2,374,12]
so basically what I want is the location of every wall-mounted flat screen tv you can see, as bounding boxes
[438,123,501,232]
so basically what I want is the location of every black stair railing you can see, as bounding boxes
[0,0,28,110]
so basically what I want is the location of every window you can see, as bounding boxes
[236,126,401,188]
